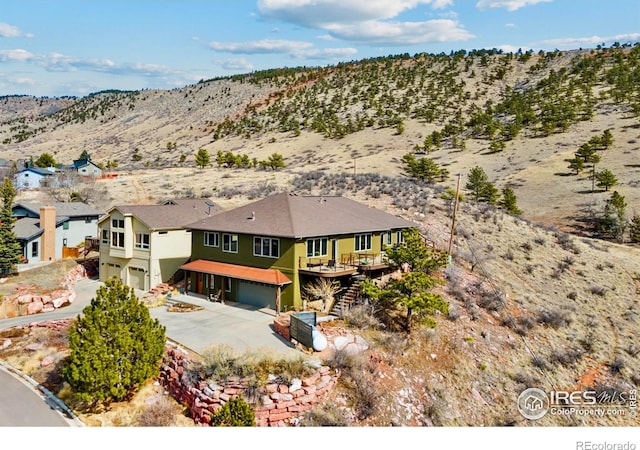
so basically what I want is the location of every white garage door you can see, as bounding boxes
[129,267,145,290]
[107,263,121,280]
[238,281,276,309]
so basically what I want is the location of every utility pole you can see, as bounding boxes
[448,173,462,263]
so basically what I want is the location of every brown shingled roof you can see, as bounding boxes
[102,199,222,230]
[187,192,416,238]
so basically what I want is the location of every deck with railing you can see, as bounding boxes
[298,252,390,277]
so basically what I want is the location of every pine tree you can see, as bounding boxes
[567,157,585,175]
[480,181,499,205]
[601,191,627,241]
[499,187,523,215]
[401,153,444,183]
[261,153,286,170]
[629,215,640,243]
[210,396,255,426]
[465,166,489,202]
[0,178,22,275]
[34,153,57,168]
[195,148,210,169]
[595,169,618,191]
[78,149,91,161]
[63,277,166,405]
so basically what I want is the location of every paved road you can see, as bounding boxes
[0,277,306,426]
[0,367,69,427]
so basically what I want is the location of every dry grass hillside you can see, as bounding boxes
[1,47,638,231]
[0,46,639,426]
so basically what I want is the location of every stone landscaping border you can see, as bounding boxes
[158,345,340,427]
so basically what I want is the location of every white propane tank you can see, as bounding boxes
[312,329,328,351]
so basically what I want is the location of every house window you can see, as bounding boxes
[222,234,238,253]
[306,238,328,257]
[254,236,279,258]
[204,232,219,247]
[396,231,404,244]
[135,233,150,249]
[85,217,92,223]
[31,242,39,258]
[111,231,125,248]
[112,219,124,229]
[354,234,372,252]
[62,221,69,230]
[101,229,109,244]
[383,231,392,246]
[225,278,232,292]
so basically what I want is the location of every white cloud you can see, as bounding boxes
[538,33,640,49]
[476,0,552,11]
[257,0,470,46]
[258,0,453,27]
[325,19,475,45]
[495,44,523,53]
[316,34,335,41]
[505,23,516,28]
[438,10,458,19]
[0,48,36,62]
[208,39,313,54]
[214,57,255,71]
[0,22,33,38]
[0,73,36,86]
[296,47,358,59]
[0,48,179,78]
[208,38,357,60]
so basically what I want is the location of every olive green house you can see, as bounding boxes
[183,192,415,313]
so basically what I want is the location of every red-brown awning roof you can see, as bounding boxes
[180,259,291,286]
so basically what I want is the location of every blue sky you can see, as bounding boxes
[1,0,638,97]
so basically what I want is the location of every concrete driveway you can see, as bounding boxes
[0,278,302,358]
[147,292,301,357]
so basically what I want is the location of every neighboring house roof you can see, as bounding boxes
[13,217,44,241]
[15,167,54,177]
[100,198,223,231]
[187,192,416,239]
[73,159,101,170]
[13,202,103,219]
[181,259,291,286]
[13,216,68,240]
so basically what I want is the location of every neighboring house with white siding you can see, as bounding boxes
[13,167,55,189]
[12,202,103,262]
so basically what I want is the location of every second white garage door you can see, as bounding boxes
[129,267,146,290]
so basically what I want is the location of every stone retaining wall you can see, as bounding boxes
[159,346,340,427]
[1,265,87,317]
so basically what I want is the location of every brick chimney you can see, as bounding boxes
[40,206,56,262]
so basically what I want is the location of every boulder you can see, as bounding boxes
[40,355,56,367]
[289,378,303,393]
[52,295,70,309]
[25,342,44,351]
[27,301,44,315]
[17,294,32,304]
